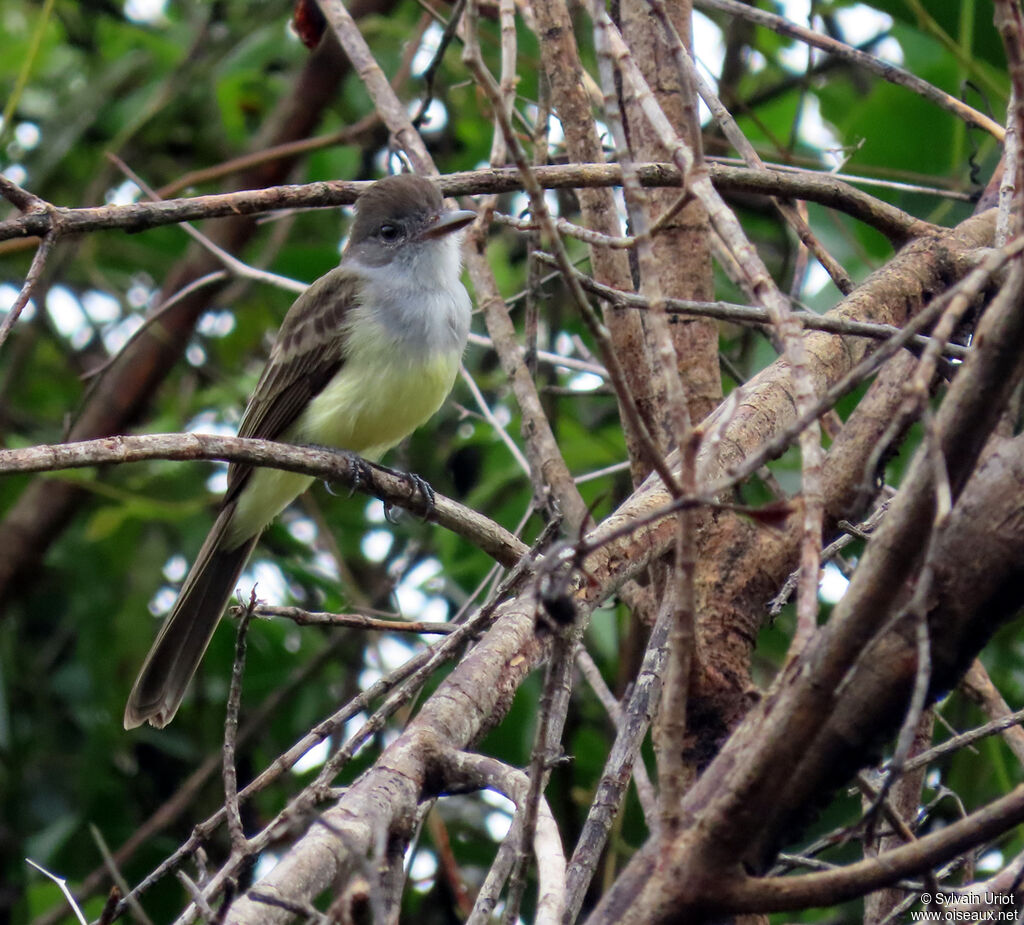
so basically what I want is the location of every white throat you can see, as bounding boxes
[344,232,471,356]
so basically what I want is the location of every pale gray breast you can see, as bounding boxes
[347,236,471,356]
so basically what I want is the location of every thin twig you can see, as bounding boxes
[26,860,89,925]
[107,154,306,294]
[696,0,1005,142]
[650,0,853,294]
[536,254,970,358]
[253,604,456,634]
[412,0,467,127]
[501,627,574,925]
[459,365,532,477]
[223,593,257,853]
[575,648,657,822]
[564,593,675,920]
[591,4,824,658]
[463,0,683,498]
[0,229,58,352]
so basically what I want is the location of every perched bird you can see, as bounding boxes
[125,174,476,728]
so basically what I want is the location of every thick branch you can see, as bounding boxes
[0,434,526,567]
[0,163,929,245]
[711,783,1024,912]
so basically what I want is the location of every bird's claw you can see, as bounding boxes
[382,471,435,524]
[321,450,373,497]
[409,473,435,521]
[347,454,374,497]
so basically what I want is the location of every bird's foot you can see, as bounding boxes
[381,469,435,524]
[319,449,374,497]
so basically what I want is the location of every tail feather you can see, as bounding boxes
[124,504,258,729]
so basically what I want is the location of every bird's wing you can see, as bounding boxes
[225,266,361,501]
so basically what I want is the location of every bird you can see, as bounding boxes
[124,173,476,728]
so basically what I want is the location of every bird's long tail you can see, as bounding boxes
[124,503,258,729]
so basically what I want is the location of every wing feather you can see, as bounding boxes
[225,267,360,501]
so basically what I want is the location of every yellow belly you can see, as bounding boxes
[226,343,461,547]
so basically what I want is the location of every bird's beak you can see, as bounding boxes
[419,209,477,240]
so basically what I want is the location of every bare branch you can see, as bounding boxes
[696,0,1006,142]
[0,433,527,567]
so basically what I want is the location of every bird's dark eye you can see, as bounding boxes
[379,223,401,242]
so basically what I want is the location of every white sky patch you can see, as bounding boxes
[781,0,811,26]
[362,529,394,562]
[3,164,28,187]
[408,849,438,887]
[508,191,530,222]
[481,789,515,840]
[395,582,427,617]
[0,282,35,323]
[779,1,896,71]
[818,562,849,605]
[365,498,387,524]
[251,852,279,881]
[412,22,444,77]
[310,549,340,581]
[186,407,233,434]
[359,665,383,689]
[779,37,813,74]
[485,811,513,840]
[292,737,330,774]
[872,35,904,66]
[371,635,417,673]
[207,469,228,494]
[197,309,236,338]
[105,179,141,206]
[163,554,188,583]
[288,516,317,545]
[102,313,141,354]
[127,277,154,309]
[241,559,289,607]
[148,586,177,616]
[524,106,568,155]
[406,558,442,587]
[554,331,574,356]
[408,98,449,134]
[15,121,40,150]
[801,260,833,301]
[978,849,1004,874]
[692,11,726,125]
[692,11,725,87]
[492,402,512,428]
[47,286,88,340]
[834,5,898,60]
[343,710,373,746]
[82,290,121,323]
[568,371,604,392]
[545,188,560,218]
[418,596,449,624]
[612,185,628,232]
[393,558,447,619]
[799,95,843,156]
[185,343,207,367]
[547,113,566,156]
[123,0,167,25]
